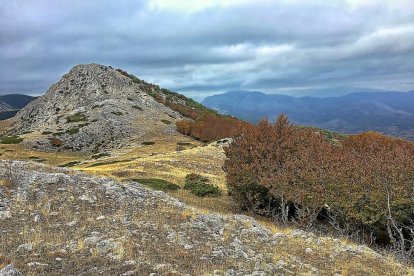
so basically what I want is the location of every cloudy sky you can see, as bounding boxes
[1,0,414,99]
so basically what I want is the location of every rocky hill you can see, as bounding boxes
[6,64,184,152]
[0,94,36,110]
[1,160,412,275]
[0,102,13,112]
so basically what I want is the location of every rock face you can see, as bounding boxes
[0,102,13,112]
[8,64,182,152]
[0,160,411,275]
[0,265,23,276]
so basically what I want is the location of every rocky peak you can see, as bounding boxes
[8,64,182,152]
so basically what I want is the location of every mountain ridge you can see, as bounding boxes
[202,90,414,140]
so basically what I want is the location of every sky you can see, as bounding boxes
[1,0,414,99]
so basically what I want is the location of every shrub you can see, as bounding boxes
[87,160,125,167]
[50,138,63,147]
[161,119,172,125]
[42,131,53,135]
[133,178,180,191]
[0,136,24,144]
[184,173,221,197]
[92,153,111,159]
[0,254,11,270]
[142,141,155,145]
[66,112,87,122]
[66,128,79,134]
[224,114,414,257]
[177,114,243,142]
[58,161,81,167]
[78,123,89,128]
[177,142,193,146]
[111,111,123,116]
[132,105,143,111]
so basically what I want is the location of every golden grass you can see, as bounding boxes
[1,132,414,274]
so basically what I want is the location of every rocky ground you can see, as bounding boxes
[6,64,181,152]
[0,160,412,275]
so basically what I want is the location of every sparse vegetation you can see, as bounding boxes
[87,160,126,167]
[92,153,111,159]
[224,114,414,259]
[161,119,171,125]
[142,141,155,146]
[111,111,123,116]
[133,178,180,191]
[66,112,87,123]
[184,173,221,197]
[66,127,79,134]
[58,161,81,167]
[49,138,63,147]
[0,136,24,144]
[132,105,143,111]
[41,131,53,135]
[177,142,193,146]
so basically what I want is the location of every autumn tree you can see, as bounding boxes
[224,114,414,258]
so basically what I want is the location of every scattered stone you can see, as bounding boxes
[16,243,32,254]
[66,220,77,227]
[26,262,48,267]
[0,211,11,220]
[0,264,24,276]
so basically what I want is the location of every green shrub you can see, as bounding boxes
[189,183,221,197]
[66,112,87,122]
[0,136,24,144]
[78,123,89,128]
[133,178,180,191]
[58,161,81,167]
[28,156,46,163]
[184,173,221,197]
[142,141,155,145]
[42,131,53,135]
[161,119,172,125]
[92,153,111,159]
[177,142,193,146]
[132,105,143,111]
[66,128,79,134]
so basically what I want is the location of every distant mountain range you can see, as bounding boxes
[0,94,36,120]
[202,90,414,140]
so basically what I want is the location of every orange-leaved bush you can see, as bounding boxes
[224,114,414,257]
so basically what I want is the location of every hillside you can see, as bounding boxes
[1,160,412,275]
[5,64,188,152]
[0,94,36,110]
[202,90,414,140]
[0,94,36,120]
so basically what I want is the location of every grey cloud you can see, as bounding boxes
[0,0,413,98]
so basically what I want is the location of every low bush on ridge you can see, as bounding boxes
[184,173,221,197]
[224,114,414,259]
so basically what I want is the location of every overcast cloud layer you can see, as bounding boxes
[1,0,414,99]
